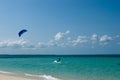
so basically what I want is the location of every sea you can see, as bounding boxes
[0,55,120,80]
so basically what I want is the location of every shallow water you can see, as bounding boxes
[0,55,120,80]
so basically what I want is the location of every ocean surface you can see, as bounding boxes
[0,55,120,80]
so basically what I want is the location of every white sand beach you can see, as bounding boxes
[0,74,32,80]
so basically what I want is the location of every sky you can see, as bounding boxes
[0,0,120,55]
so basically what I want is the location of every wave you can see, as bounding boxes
[0,70,61,80]
[25,73,61,80]
[0,70,14,74]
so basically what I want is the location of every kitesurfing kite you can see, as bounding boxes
[18,29,27,37]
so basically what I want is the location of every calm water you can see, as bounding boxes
[0,55,120,80]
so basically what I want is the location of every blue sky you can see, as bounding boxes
[0,0,120,54]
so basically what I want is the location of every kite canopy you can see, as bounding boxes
[18,29,27,37]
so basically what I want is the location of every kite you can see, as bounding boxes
[18,29,27,37]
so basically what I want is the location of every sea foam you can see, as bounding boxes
[0,70,61,80]
[25,73,61,80]
[0,70,14,74]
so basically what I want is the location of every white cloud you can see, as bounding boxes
[71,36,88,46]
[0,41,7,48]
[0,33,71,49]
[37,40,58,48]
[0,39,27,48]
[54,32,63,41]
[99,35,113,46]
[91,34,98,41]
[37,42,48,48]
[47,40,58,47]
[54,30,70,41]
[65,30,70,34]
[0,31,119,49]
[0,39,36,49]
[100,35,112,42]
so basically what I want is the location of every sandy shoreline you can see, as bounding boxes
[0,70,61,80]
[0,73,61,80]
[0,74,33,80]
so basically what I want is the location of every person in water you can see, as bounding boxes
[57,58,61,62]
[54,58,61,63]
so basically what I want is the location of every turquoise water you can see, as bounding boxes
[0,55,120,80]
